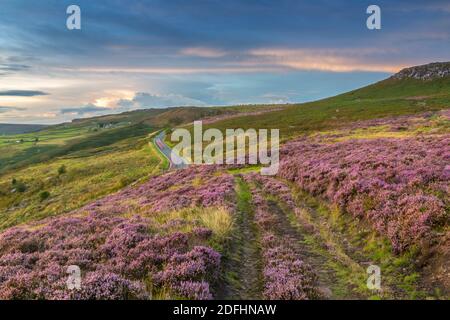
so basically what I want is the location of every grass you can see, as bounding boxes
[235,177,253,214]
[0,104,248,174]
[0,104,258,231]
[152,206,233,244]
[0,134,165,230]
[290,188,431,299]
[0,122,154,174]
[249,180,369,298]
[0,72,448,299]
[145,205,235,299]
[215,176,264,299]
[227,165,262,175]
[199,77,450,140]
[313,112,450,142]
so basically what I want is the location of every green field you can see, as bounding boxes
[0,106,248,229]
[0,132,168,229]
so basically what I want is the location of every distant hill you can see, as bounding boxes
[38,61,449,142]
[205,61,450,139]
[66,105,268,128]
[0,105,260,173]
[0,123,47,135]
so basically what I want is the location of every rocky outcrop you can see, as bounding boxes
[392,62,450,81]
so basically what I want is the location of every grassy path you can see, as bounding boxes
[271,195,370,299]
[219,175,371,299]
[218,177,263,299]
[267,182,430,299]
[145,137,427,299]
[245,176,374,299]
[294,190,437,299]
[264,199,337,298]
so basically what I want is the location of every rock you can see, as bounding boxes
[391,62,450,81]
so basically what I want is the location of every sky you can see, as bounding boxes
[0,0,449,124]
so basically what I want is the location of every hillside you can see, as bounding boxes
[0,62,448,300]
[0,123,47,135]
[0,106,240,174]
[205,62,450,140]
[0,109,448,300]
[0,105,260,228]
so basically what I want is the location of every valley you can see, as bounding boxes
[0,63,448,300]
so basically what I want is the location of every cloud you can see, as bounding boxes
[180,47,228,58]
[37,112,57,119]
[57,46,405,75]
[56,66,279,74]
[118,92,207,109]
[58,92,208,118]
[0,64,31,73]
[260,93,291,104]
[0,90,49,97]
[0,106,24,113]
[248,48,404,73]
[0,57,32,76]
[60,103,109,115]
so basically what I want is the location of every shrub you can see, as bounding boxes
[57,165,67,175]
[78,166,235,215]
[0,213,221,300]
[278,135,449,252]
[39,191,50,202]
[0,165,235,300]
[15,182,27,193]
[119,177,132,188]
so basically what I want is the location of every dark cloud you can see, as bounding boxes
[0,64,31,73]
[60,103,109,115]
[1,0,449,68]
[0,106,24,113]
[0,90,49,97]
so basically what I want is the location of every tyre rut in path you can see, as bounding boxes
[265,200,340,299]
[216,178,263,299]
[263,191,369,299]
[290,194,406,299]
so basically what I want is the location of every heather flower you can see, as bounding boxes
[73,271,148,300]
[278,135,449,252]
[0,212,221,300]
[171,281,212,300]
[245,179,321,300]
